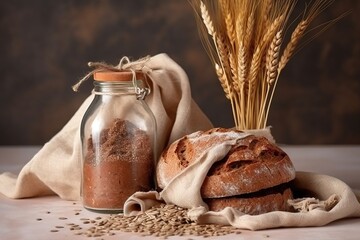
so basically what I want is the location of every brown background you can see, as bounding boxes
[0,0,359,145]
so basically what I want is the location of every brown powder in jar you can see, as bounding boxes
[83,118,153,211]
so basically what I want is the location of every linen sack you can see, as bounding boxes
[124,132,360,230]
[0,53,213,200]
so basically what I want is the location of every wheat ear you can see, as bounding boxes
[246,45,262,128]
[230,52,239,91]
[260,14,285,49]
[244,11,254,52]
[225,13,236,45]
[279,20,308,71]
[260,30,283,128]
[247,46,262,90]
[263,0,272,27]
[238,42,247,129]
[200,1,215,36]
[215,64,231,100]
[216,63,239,127]
[266,30,282,85]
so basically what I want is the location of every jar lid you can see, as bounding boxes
[93,71,146,82]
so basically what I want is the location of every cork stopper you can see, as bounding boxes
[93,71,146,82]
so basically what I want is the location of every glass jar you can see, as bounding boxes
[80,71,156,213]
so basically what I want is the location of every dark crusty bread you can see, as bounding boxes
[205,184,293,215]
[157,128,296,199]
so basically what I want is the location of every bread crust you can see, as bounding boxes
[156,128,296,198]
[205,184,293,215]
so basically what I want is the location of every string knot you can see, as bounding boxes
[72,55,152,92]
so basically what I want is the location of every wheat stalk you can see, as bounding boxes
[189,0,335,130]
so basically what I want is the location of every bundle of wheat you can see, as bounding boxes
[189,0,341,130]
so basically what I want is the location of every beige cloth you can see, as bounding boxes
[0,53,213,200]
[124,136,360,230]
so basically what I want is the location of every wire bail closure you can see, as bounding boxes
[120,57,151,100]
[73,55,152,100]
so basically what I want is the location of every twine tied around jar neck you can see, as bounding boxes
[72,56,152,100]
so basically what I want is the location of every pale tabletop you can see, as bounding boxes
[0,145,359,240]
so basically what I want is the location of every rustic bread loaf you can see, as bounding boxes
[156,128,296,214]
[157,128,296,198]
